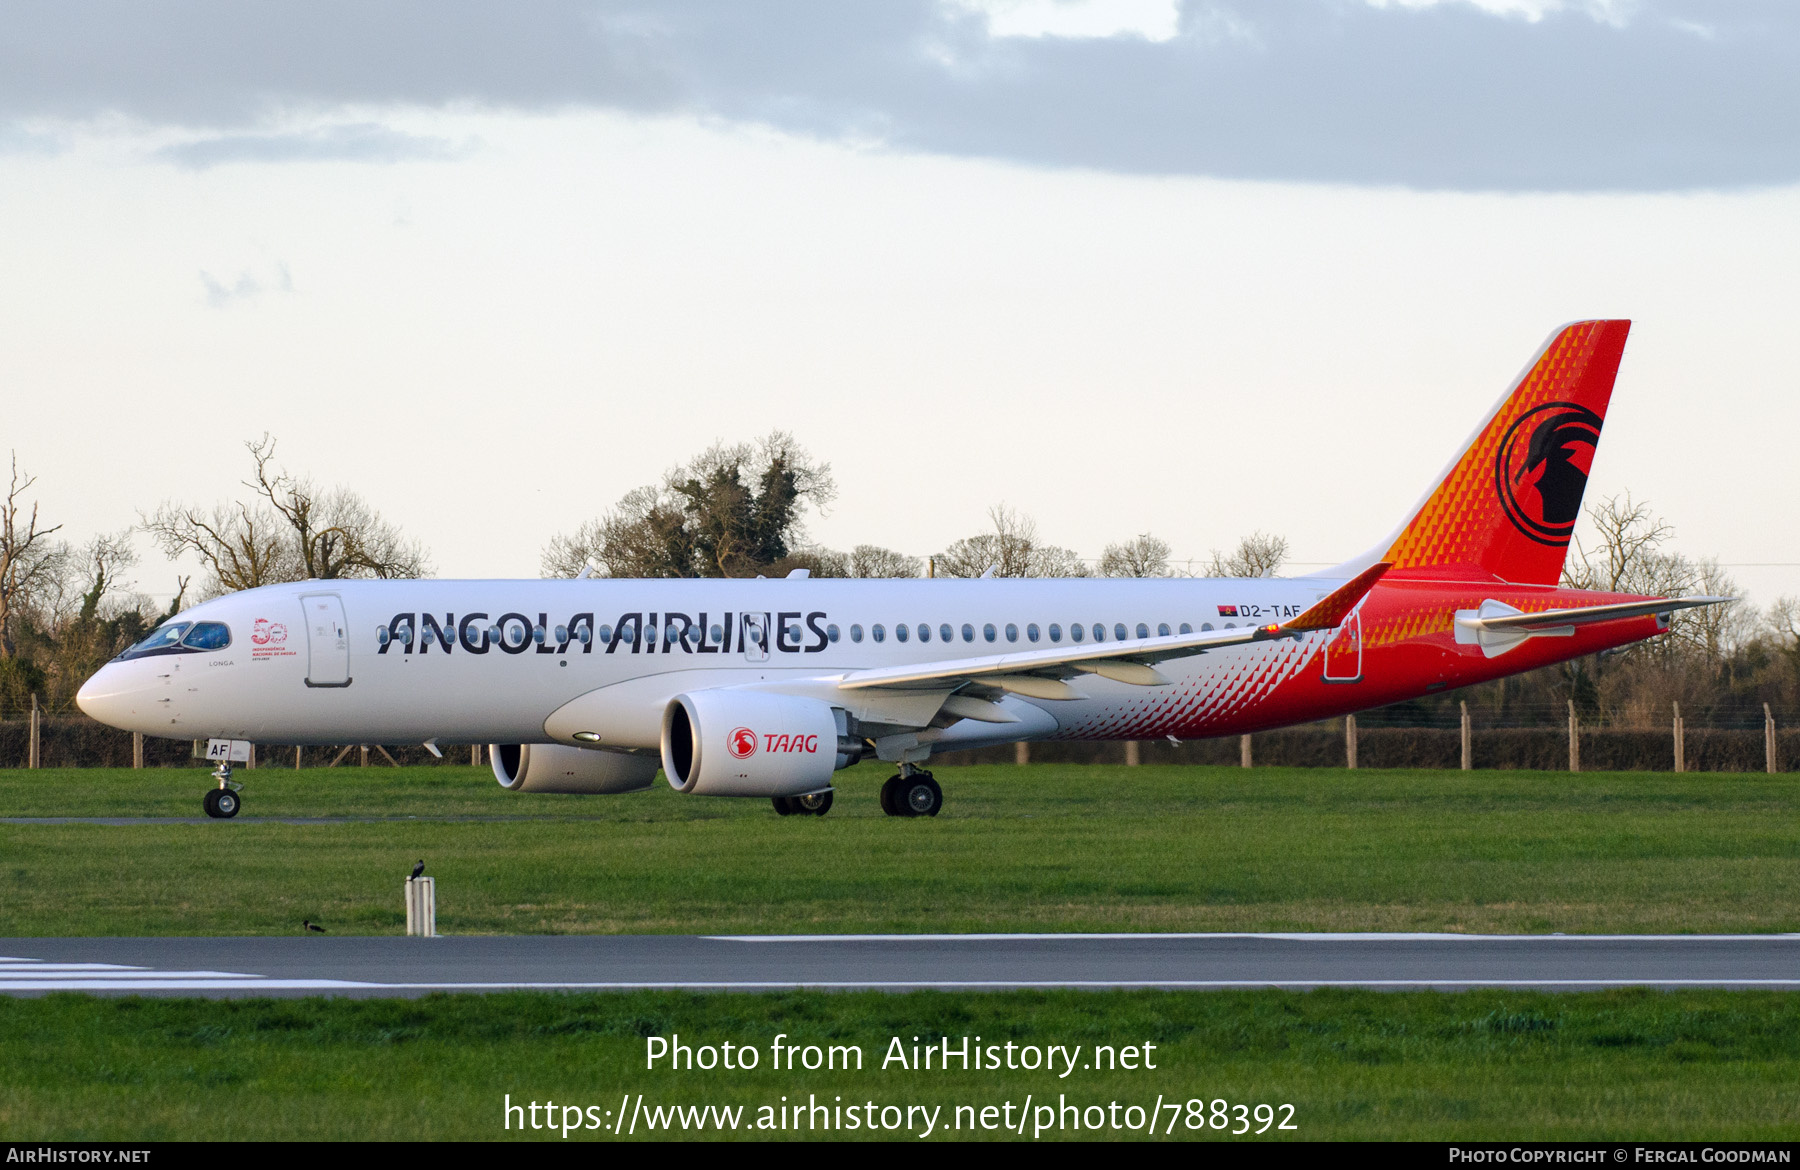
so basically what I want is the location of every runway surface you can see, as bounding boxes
[2,933,1798,996]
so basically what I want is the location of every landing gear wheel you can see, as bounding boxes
[901,773,942,817]
[203,788,240,819]
[793,790,833,817]
[771,796,796,816]
[882,772,941,817]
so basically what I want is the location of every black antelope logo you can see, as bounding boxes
[1494,401,1603,546]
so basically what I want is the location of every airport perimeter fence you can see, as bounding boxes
[2,702,1797,773]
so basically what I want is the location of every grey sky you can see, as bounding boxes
[1,0,1795,190]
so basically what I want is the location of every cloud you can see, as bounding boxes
[156,122,467,168]
[198,263,290,308]
[1,0,1796,190]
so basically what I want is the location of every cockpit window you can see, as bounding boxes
[115,622,191,660]
[181,622,231,651]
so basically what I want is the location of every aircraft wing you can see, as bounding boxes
[837,562,1390,699]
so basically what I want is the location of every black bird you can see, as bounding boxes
[409,859,425,880]
[303,919,326,933]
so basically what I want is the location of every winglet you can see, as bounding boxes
[1282,561,1391,633]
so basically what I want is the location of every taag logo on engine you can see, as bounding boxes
[727,727,758,759]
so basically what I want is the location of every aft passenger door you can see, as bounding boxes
[1322,609,1363,684]
[301,593,352,688]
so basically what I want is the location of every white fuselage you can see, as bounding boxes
[76,575,1344,751]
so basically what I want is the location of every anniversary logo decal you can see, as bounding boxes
[1493,401,1602,546]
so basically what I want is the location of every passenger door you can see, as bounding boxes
[1322,609,1363,684]
[301,593,352,687]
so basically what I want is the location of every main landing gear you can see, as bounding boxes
[772,791,834,817]
[881,768,942,818]
[203,761,242,819]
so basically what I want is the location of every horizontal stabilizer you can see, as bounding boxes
[1455,595,1730,657]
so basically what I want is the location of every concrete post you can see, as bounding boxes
[132,731,144,770]
[1673,701,1685,774]
[406,877,437,937]
[1460,701,1472,772]
[1014,741,1029,766]
[1124,740,1140,766]
[1239,734,1252,768]
[28,694,40,770]
[1567,700,1580,773]
[1344,715,1357,770]
[1766,703,1778,774]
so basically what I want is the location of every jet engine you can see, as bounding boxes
[661,690,861,797]
[490,743,658,794]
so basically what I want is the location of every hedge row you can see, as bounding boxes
[3,716,1795,773]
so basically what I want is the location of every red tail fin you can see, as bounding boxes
[1379,320,1630,585]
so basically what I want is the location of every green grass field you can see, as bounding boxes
[1,762,1796,936]
[3,989,1799,1140]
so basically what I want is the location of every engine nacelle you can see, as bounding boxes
[491,743,658,794]
[661,690,857,797]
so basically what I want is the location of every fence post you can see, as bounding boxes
[470,744,480,767]
[132,731,144,770]
[1124,740,1140,766]
[1567,700,1580,773]
[1766,703,1778,774]
[1673,701,1685,773]
[295,745,303,770]
[360,745,369,767]
[247,743,256,770]
[1239,734,1252,768]
[1014,741,1029,765]
[1460,701,1472,772]
[1345,714,1358,770]
[28,693,40,769]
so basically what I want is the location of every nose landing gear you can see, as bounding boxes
[880,768,942,818]
[203,762,242,819]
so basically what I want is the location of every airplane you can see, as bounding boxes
[78,319,1724,820]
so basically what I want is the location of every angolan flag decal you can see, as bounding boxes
[1217,605,1239,617]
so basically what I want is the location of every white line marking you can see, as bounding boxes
[0,969,250,980]
[0,979,374,990]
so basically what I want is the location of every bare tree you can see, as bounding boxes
[847,545,922,578]
[543,433,835,579]
[143,436,430,596]
[1099,533,1171,578]
[935,505,1090,579]
[0,454,68,658]
[1204,531,1288,578]
[1562,493,1689,595]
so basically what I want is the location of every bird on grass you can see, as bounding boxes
[409,859,425,880]
[303,919,326,933]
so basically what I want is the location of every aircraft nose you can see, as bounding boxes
[76,664,132,728]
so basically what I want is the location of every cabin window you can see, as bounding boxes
[827,624,841,643]
[1199,623,1211,632]
[1070,624,1084,643]
[1158,623,1171,637]
[873,624,887,643]
[1047,623,1061,643]
[1115,623,1129,641]
[1004,623,1017,643]
[940,623,954,643]
[961,623,975,642]
[919,624,932,643]
[1025,623,1039,642]
[850,624,864,643]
